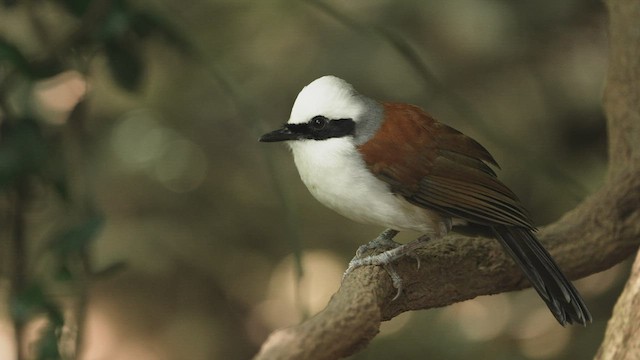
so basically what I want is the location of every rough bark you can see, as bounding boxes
[594,0,640,359]
[596,251,640,360]
[254,0,640,358]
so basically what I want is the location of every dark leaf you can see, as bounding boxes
[40,135,70,202]
[54,264,73,282]
[50,175,70,202]
[0,119,48,190]
[51,178,69,201]
[105,37,144,91]
[55,0,94,17]
[0,37,32,75]
[49,215,105,256]
[129,11,156,38]
[99,3,132,40]
[29,59,66,79]
[44,302,65,328]
[10,283,47,322]
[11,285,64,359]
[0,38,62,79]
[35,322,62,360]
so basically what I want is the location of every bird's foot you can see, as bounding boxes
[355,229,401,256]
[344,230,429,300]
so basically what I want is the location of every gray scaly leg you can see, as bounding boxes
[343,229,430,299]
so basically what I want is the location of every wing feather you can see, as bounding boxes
[358,103,534,229]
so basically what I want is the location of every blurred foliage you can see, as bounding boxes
[0,119,47,188]
[0,0,619,359]
[0,0,187,358]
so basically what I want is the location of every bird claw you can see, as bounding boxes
[384,264,404,300]
[410,253,421,270]
[343,231,430,299]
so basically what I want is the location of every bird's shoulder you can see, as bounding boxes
[357,102,498,190]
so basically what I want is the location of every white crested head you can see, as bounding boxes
[288,76,365,124]
[285,77,381,145]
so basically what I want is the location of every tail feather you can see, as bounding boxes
[492,225,592,326]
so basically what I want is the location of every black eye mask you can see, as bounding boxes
[285,116,355,141]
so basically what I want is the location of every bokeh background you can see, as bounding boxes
[0,0,628,359]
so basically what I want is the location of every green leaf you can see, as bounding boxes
[0,119,48,190]
[11,284,65,359]
[49,215,105,256]
[0,38,62,79]
[35,325,62,360]
[29,59,66,79]
[55,0,94,17]
[40,135,70,202]
[50,175,70,202]
[10,283,47,323]
[0,37,32,75]
[99,3,132,40]
[44,302,65,328]
[105,37,144,91]
[54,264,73,282]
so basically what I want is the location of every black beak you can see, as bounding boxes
[259,126,299,142]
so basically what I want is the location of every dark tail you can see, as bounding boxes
[492,225,592,326]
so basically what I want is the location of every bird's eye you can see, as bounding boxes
[310,116,328,130]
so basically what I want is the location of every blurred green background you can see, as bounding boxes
[0,0,627,359]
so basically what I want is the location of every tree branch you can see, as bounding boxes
[255,173,640,360]
[254,0,640,358]
[602,0,640,175]
[595,0,640,358]
[596,250,640,359]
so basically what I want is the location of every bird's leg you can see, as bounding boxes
[355,228,400,256]
[355,228,423,270]
[344,230,431,300]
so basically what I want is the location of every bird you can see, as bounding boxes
[259,75,591,326]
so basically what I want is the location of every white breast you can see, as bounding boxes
[289,138,444,235]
